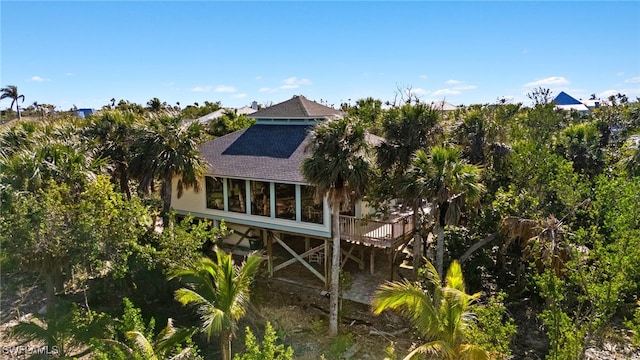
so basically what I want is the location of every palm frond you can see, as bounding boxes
[457,343,489,360]
[125,330,157,360]
[402,340,453,360]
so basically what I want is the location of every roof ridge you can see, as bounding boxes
[297,95,311,117]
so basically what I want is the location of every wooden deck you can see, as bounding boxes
[339,210,413,249]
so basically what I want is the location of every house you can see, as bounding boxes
[171,95,413,285]
[429,100,457,112]
[76,108,98,118]
[553,92,589,112]
[195,101,259,124]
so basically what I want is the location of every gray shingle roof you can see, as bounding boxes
[249,95,344,119]
[200,95,381,183]
[200,126,312,183]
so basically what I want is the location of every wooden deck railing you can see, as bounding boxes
[339,213,413,248]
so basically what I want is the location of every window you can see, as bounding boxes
[301,185,323,224]
[227,179,246,213]
[250,181,271,217]
[275,183,296,220]
[205,176,224,210]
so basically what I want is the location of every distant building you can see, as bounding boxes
[429,100,458,111]
[196,101,259,124]
[552,91,608,113]
[76,108,97,118]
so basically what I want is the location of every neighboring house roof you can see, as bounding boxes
[582,99,605,109]
[553,91,582,105]
[429,101,457,111]
[248,95,344,119]
[196,106,257,123]
[76,108,97,118]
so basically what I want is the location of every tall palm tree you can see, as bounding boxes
[1,85,25,120]
[407,146,484,278]
[373,260,488,360]
[170,250,263,360]
[85,110,139,199]
[377,103,440,272]
[302,116,372,336]
[131,114,209,214]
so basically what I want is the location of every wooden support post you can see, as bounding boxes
[266,231,273,277]
[304,237,310,261]
[324,238,330,289]
[370,247,376,275]
[389,248,394,281]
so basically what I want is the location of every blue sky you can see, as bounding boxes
[2,1,639,111]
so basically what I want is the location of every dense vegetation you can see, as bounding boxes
[1,89,639,359]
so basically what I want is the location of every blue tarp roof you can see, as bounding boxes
[553,91,582,105]
[222,124,311,159]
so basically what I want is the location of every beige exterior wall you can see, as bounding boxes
[171,177,208,213]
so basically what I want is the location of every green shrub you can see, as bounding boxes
[625,301,640,346]
[234,322,293,360]
[466,292,517,359]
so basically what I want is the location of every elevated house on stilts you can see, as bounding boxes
[171,95,413,289]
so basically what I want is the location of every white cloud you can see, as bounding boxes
[279,77,311,89]
[190,86,212,92]
[616,71,624,76]
[215,85,237,93]
[408,88,428,97]
[454,84,477,91]
[598,88,640,99]
[446,79,462,85]
[64,72,73,77]
[259,87,276,93]
[232,93,247,99]
[524,76,570,88]
[432,88,461,96]
[624,77,640,84]
[255,76,262,80]
[419,74,428,80]
[598,89,619,98]
[522,49,529,54]
[28,76,50,82]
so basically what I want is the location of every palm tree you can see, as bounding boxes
[103,318,198,360]
[170,250,263,360]
[1,85,25,120]
[85,110,139,199]
[1,121,105,193]
[407,146,484,278]
[302,116,372,336]
[373,260,488,360]
[376,103,440,272]
[500,215,573,278]
[619,136,640,178]
[131,114,209,214]
[9,302,101,358]
[146,97,164,113]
